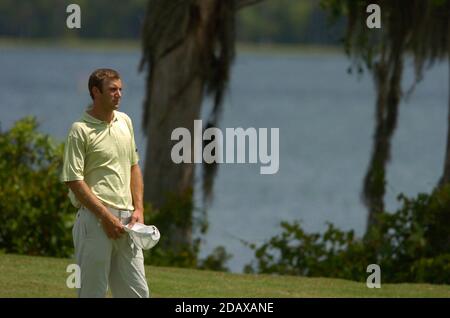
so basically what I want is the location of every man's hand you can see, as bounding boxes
[101,214,126,239]
[66,180,126,239]
[128,208,144,228]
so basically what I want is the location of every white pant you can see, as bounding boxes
[72,207,150,298]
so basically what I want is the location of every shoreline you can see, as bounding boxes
[0,37,344,55]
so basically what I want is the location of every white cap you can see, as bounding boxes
[124,223,160,250]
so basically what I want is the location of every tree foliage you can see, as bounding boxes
[320,0,450,231]
[245,187,450,284]
[321,0,449,80]
[0,117,76,257]
[0,0,344,44]
[237,0,344,44]
[0,0,147,39]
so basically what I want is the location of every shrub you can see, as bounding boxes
[245,188,450,284]
[0,117,76,257]
[143,196,232,271]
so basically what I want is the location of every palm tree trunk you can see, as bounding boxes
[142,3,207,251]
[140,0,237,251]
[363,60,388,232]
[143,64,203,249]
[363,49,403,235]
[139,0,263,252]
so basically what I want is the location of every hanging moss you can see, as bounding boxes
[322,0,449,232]
[139,0,241,206]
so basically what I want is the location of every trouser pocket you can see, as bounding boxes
[72,211,81,249]
[125,234,143,259]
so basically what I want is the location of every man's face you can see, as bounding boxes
[97,78,122,111]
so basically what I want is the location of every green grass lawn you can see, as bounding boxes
[0,253,449,298]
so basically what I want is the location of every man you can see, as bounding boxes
[60,68,149,298]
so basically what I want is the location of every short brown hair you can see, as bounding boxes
[88,68,121,99]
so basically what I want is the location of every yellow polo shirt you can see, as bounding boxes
[60,109,139,210]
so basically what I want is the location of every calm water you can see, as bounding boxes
[0,46,448,272]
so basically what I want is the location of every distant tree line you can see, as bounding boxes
[0,0,147,39]
[0,0,344,44]
[237,0,345,44]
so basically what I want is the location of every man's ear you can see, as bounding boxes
[92,86,102,98]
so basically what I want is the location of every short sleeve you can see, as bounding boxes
[128,118,140,166]
[60,135,86,182]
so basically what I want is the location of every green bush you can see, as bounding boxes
[243,221,370,281]
[412,254,450,284]
[142,194,200,268]
[245,188,450,284]
[142,194,232,271]
[0,117,76,257]
[198,246,233,272]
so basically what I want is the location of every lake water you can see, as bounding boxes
[0,45,448,272]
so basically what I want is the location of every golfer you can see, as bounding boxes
[60,68,149,298]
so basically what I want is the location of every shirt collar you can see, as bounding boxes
[82,106,118,125]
